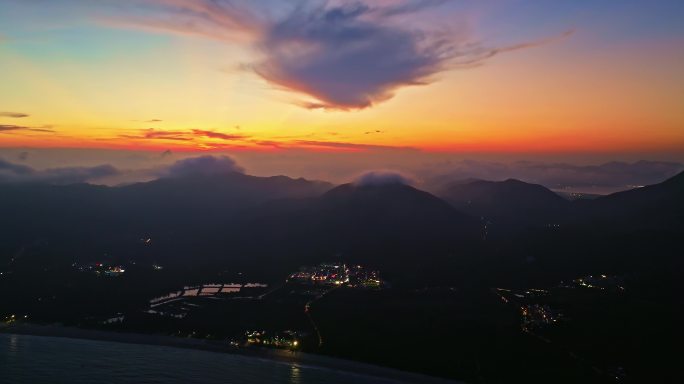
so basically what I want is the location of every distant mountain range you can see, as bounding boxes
[0,172,332,262]
[0,170,682,284]
[435,178,570,233]
[572,169,684,232]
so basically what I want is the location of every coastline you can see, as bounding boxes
[0,323,460,384]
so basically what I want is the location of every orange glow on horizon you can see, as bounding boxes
[1,10,683,159]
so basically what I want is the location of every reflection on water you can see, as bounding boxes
[0,334,405,384]
[289,364,302,384]
[7,334,18,355]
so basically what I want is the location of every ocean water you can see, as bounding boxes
[0,334,402,384]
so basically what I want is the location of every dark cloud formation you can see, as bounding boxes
[294,140,415,151]
[121,129,245,142]
[0,124,54,133]
[192,129,245,140]
[0,124,27,132]
[117,129,401,151]
[257,10,572,109]
[0,111,29,118]
[251,1,459,110]
[163,155,245,177]
[26,127,54,133]
[0,157,119,184]
[354,170,413,187]
[118,0,566,110]
[142,129,192,141]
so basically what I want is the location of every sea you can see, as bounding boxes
[0,333,408,383]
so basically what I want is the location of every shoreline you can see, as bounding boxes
[1,323,459,384]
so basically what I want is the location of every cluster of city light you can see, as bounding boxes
[287,262,383,288]
[521,304,561,332]
[72,262,126,277]
[2,314,28,324]
[245,330,301,350]
[566,274,625,291]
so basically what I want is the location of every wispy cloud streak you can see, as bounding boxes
[0,111,29,118]
[119,128,246,142]
[0,124,54,133]
[294,140,416,151]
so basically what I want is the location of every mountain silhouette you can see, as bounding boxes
[437,178,569,234]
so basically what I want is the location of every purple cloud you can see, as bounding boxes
[354,170,414,187]
[251,2,458,110]
[112,1,568,110]
[163,155,245,177]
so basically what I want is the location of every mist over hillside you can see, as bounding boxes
[2,151,682,195]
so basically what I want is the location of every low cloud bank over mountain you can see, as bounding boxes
[421,160,684,193]
[354,170,414,187]
[161,155,245,178]
[1,151,681,195]
[0,155,246,185]
[0,158,119,184]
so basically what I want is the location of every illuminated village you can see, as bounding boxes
[72,262,126,277]
[287,262,384,289]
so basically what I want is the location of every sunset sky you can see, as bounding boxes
[1,0,683,175]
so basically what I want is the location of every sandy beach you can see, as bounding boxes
[0,323,459,384]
